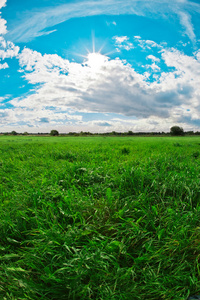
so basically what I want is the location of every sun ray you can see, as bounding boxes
[85,47,90,54]
[73,45,91,59]
[98,41,107,53]
[92,31,95,53]
[73,53,87,59]
[104,49,118,56]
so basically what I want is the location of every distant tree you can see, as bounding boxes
[170,126,184,136]
[50,130,59,136]
[11,130,17,135]
[185,131,194,135]
[127,131,133,136]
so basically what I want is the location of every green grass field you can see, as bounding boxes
[0,136,200,299]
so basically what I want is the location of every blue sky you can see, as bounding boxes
[0,0,200,133]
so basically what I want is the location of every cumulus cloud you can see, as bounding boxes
[0,0,6,7]
[134,36,163,50]
[147,55,160,62]
[0,61,8,69]
[14,50,156,117]
[0,17,6,35]
[0,105,83,130]
[114,36,129,44]
[0,0,199,132]
[7,41,199,132]
[18,48,69,83]
[0,95,9,102]
[161,48,200,81]
[0,37,19,70]
[0,38,19,59]
[0,0,7,35]
[147,63,161,72]
[196,50,200,61]
[0,1,21,70]
[113,36,134,51]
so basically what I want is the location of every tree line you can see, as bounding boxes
[1,126,200,137]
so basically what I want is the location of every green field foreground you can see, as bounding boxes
[0,136,200,299]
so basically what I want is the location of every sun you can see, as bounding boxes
[74,33,111,70]
[86,52,108,70]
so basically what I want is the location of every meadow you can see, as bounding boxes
[0,135,200,300]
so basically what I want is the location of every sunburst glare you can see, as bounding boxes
[86,52,108,69]
[74,33,110,71]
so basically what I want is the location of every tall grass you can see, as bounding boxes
[0,136,200,299]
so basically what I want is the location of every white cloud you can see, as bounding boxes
[0,37,20,59]
[1,0,200,132]
[0,106,83,130]
[0,17,6,35]
[161,48,200,79]
[7,42,199,132]
[177,11,196,44]
[0,94,9,102]
[0,0,6,8]
[6,0,200,44]
[35,29,57,38]
[0,0,7,35]
[147,55,160,62]
[1,108,196,133]
[0,1,19,70]
[114,36,128,44]
[147,62,161,72]
[106,20,116,26]
[196,50,200,61]
[145,40,159,47]
[113,36,134,51]
[134,36,162,50]
[0,61,8,69]
[18,48,69,76]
